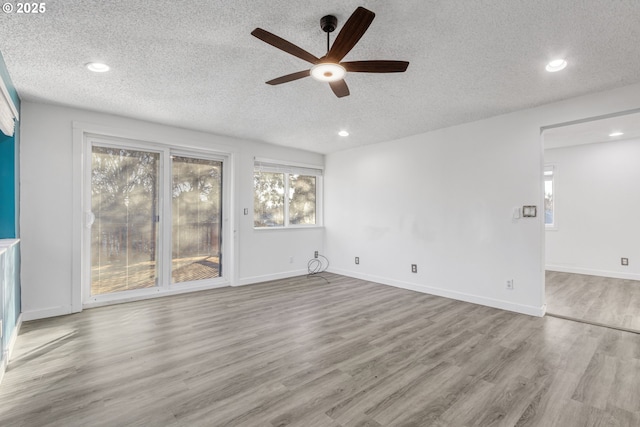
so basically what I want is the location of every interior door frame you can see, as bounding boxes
[540,106,640,309]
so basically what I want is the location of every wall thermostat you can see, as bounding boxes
[522,205,537,217]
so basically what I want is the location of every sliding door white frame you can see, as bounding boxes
[72,122,234,311]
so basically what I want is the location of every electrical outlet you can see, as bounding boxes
[314,251,318,258]
[621,258,629,266]
[355,257,360,265]
[243,208,248,215]
[506,279,514,290]
[411,264,417,273]
[289,256,294,263]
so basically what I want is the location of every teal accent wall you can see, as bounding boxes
[0,132,16,238]
[0,51,19,239]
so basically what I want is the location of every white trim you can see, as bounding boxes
[540,129,548,312]
[253,225,325,231]
[0,73,18,136]
[0,77,18,119]
[71,126,84,313]
[5,313,21,362]
[72,121,236,311]
[0,239,19,249]
[0,313,22,385]
[22,305,73,321]
[546,264,640,281]
[83,280,229,309]
[328,268,546,317]
[254,156,324,173]
[225,151,236,287]
[73,121,237,154]
[235,269,309,286]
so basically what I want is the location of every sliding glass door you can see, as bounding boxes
[85,138,227,303]
[90,146,160,295]
[171,156,222,284]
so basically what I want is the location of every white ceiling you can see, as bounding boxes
[1,1,640,154]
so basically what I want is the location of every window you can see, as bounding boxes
[254,160,322,228]
[544,165,555,228]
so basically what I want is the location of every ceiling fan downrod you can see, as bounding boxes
[320,15,337,54]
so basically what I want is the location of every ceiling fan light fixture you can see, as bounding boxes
[86,62,110,73]
[311,63,346,82]
[545,59,567,72]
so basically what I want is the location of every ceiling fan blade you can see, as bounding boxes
[266,70,311,85]
[251,28,319,64]
[329,79,350,98]
[327,7,375,62]
[342,60,409,73]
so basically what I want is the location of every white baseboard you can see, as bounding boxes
[546,264,640,281]
[328,268,545,317]
[24,271,308,318]
[236,269,309,286]
[83,280,229,310]
[0,313,22,385]
[6,313,22,364]
[22,305,73,321]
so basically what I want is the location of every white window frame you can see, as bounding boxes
[544,164,557,230]
[74,126,233,310]
[253,158,323,229]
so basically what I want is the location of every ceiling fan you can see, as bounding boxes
[251,6,409,98]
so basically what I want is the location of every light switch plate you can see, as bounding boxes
[513,207,521,219]
[522,205,537,217]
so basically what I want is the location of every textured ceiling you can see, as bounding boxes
[1,1,640,154]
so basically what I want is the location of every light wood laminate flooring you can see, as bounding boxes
[546,271,640,332]
[2,273,640,426]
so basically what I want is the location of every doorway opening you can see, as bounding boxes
[542,109,640,332]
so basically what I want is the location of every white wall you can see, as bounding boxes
[19,83,640,321]
[545,138,640,280]
[325,83,640,316]
[20,102,324,320]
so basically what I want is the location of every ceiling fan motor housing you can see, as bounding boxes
[320,15,338,33]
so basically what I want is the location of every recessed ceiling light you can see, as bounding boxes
[86,62,110,73]
[311,63,346,82]
[545,59,567,72]
[609,131,624,137]
[338,130,349,137]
